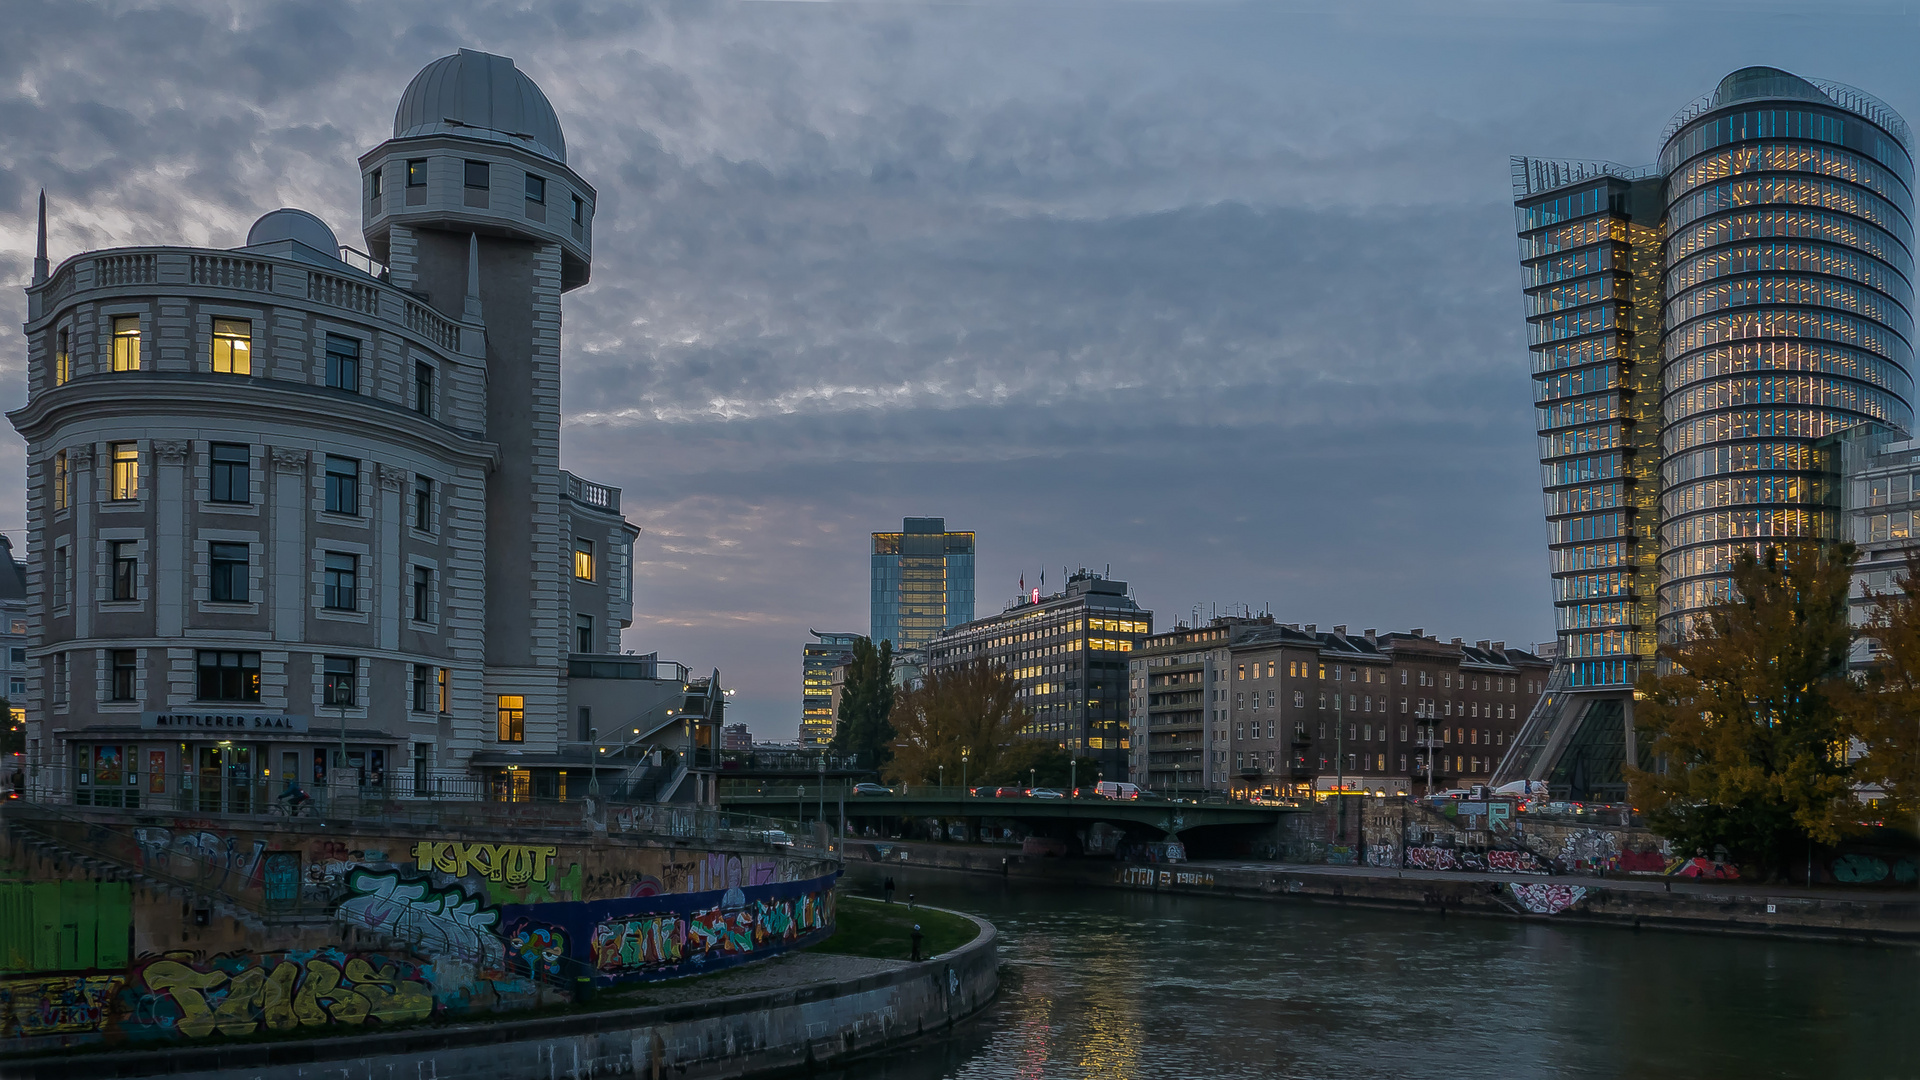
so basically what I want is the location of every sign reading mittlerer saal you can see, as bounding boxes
[141,712,310,733]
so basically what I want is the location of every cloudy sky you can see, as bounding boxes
[2,0,1915,740]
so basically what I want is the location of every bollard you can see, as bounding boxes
[574,975,593,1005]
[910,924,923,962]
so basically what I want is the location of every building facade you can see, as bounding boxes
[15,50,723,808]
[1132,620,1548,795]
[800,629,859,747]
[925,570,1147,779]
[870,517,974,651]
[1504,66,1912,799]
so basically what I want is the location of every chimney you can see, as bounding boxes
[1451,637,1463,646]
[1332,624,1347,637]
[1364,628,1377,643]
[1304,624,1316,634]
[1410,628,1423,638]
[1477,640,1491,651]
[1493,641,1505,652]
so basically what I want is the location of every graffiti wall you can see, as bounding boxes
[501,870,839,985]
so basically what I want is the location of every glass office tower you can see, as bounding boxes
[870,517,976,651]
[1501,67,1913,799]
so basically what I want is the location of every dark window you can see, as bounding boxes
[413,362,434,417]
[412,664,432,712]
[464,160,489,189]
[325,334,360,393]
[210,443,250,503]
[525,173,545,203]
[110,650,137,701]
[412,567,432,622]
[323,656,356,707]
[324,456,358,514]
[324,552,357,611]
[571,195,584,225]
[196,650,260,701]
[370,168,383,198]
[112,541,137,601]
[406,159,427,186]
[576,613,594,654]
[413,477,433,531]
[210,542,249,602]
[9,648,22,664]
[578,706,592,741]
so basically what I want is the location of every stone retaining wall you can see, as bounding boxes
[0,911,999,1080]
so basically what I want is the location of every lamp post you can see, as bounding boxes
[588,726,601,798]
[1071,758,1077,796]
[938,764,944,791]
[961,746,970,795]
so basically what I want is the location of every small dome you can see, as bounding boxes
[1713,66,1829,108]
[393,49,566,163]
[246,208,337,253]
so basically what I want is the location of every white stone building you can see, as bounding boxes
[15,50,722,809]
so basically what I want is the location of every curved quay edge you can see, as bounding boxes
[0,908,1002,1080]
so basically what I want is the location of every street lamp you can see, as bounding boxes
[961,746,970,795]
[938,764,945,791]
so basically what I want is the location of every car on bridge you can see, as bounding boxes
[851,782,894,795]
[1028,788,1065,799]
[970,786,1026,797]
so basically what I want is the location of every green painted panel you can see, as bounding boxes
[30,881,60,971]
[0,883,31,972]
[58,880,92,970]
[94,882,131,970]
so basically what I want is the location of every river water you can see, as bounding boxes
[834,864,1915,1080]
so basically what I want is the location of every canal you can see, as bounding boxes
[835,863,1914,1080]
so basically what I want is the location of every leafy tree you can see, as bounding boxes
[1839,551,1920,833]
[887,659,1030,787]
[0,700,17,756]
[831,637,895,770]
[1628,542,1861,877]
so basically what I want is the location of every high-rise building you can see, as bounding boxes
[870,517,974,651]
[14,50,729,808]
[926,570,1147,778]
[800,630,859,747]
[1503,66,1913,799]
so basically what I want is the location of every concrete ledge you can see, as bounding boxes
[0,910,999,1080]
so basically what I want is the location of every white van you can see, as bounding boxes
[1094,781,1141,800]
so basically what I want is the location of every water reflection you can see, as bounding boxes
[836,864,1916,1080]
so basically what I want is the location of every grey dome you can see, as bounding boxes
[394,49,566,163]
[246,208,337,252]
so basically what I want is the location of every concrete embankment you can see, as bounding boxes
[851,841,1920,943]
[1,910,999,1080]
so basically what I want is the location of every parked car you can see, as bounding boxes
[762,830,795,847]
[988,786,1024,798]
[851,782,893,796]
[1094,781,1141,800]
[1028,787,1066,799]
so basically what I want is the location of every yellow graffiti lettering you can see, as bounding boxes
[260,961,299,1031]
[141,961,228,1038]
[292,959,337,1026]
[211,967,264,1036]
[412,840,556,883]
[343,958,433,1023]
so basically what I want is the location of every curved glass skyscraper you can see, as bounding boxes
[1501,67,1912,798]
[1657,68,1913,632]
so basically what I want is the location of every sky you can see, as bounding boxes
[1,0,1916,742]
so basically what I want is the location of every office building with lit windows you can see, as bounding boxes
[800,629,860,748]
[926,570,1147,779]
[15,50,726,809]
[1501,67,1913,799]
[870,517,975,651]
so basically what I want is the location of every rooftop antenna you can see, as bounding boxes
[32,190,49,285]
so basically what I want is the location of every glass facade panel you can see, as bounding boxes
[869,517,976,651]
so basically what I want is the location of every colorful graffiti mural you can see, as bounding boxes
[1510,883,1588,915]
[0,973,122,1039]
[502,871,838,984]
[1486,850,1549,875]
[1405,846,1458,871]
[335,870,504,967]
[135,952,433,1038]
[411,841,557,884]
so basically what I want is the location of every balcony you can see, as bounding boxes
[562,470,621,514]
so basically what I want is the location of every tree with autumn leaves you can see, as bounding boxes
[1631,541,1920,877]
[884,659,1084,788]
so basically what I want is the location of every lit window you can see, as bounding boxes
[574,538,594,581]
[196,650,260,701]
[111,443,139,500]
[211,318,251,374]
[210,443,250,503]
[406,159,427,186]
[52,450,67,511]
[112,317,141,371]
[55,328,70,385]
[323,656,356,707]
[497,694,525,742]
[437,668,449,714]
[526,173,546,204]
[210,542,249,602]
[464,160,489,189]
[324,552,358,611]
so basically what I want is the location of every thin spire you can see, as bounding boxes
[31,190,49,286]
[464,232,483,322]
